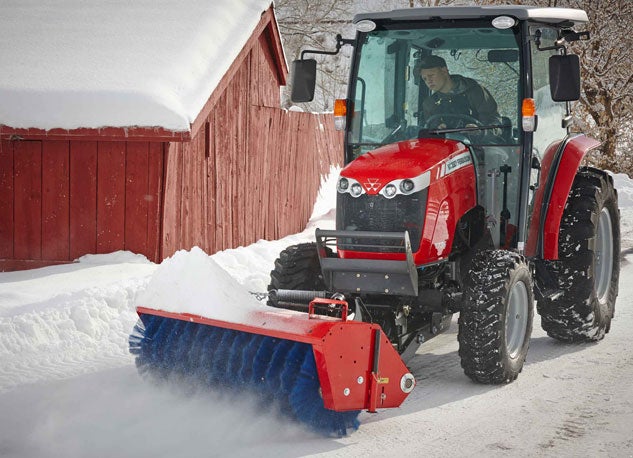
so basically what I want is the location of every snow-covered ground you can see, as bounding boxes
[1,170,632,457]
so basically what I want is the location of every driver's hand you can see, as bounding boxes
[438,123,447,129]
[465,123,478,128]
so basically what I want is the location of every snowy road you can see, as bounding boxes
[1,269,632,458]
[1,175,632,457]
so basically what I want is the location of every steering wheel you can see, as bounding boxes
[423,113,482,129]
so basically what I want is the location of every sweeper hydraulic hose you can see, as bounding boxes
[129,298,415,436]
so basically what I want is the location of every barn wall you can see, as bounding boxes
[161,109,342,259]
[0,139,164,270]
[160,39,341,258]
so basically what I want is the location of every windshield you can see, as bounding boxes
[348,22,521,159]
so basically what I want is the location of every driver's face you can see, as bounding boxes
[420,67,451,93]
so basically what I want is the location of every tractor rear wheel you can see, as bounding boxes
[267,243,327,308]
[458,250,534,384]
[537,168,620,341]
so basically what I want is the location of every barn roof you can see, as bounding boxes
[0,0,282,135]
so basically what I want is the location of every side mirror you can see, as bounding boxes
[290,59,317,103]
[549,54,581,102]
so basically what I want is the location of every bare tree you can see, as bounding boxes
[477,0,633,173]
[566,0,633,173]
[275,0,355,111]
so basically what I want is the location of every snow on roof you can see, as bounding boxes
[0,0,274,132]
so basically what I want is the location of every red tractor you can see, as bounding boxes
[269,5,620,384]
[131,6,620,435]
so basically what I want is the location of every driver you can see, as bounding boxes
[418,55,501,129]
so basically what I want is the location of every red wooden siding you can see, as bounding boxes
[14,141,42,260]
[0,141,14,259]
[124,142,163,260]
[69,141,98,260]
[42,141,70,260]
[161,105,342,258]
[0,140,164,270]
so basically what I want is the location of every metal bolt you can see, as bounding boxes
[385,274,389,279]
[357,376,364,384]
[343,388,350,396]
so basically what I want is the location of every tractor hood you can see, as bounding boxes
[341,138,470,195]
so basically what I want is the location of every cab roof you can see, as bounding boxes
[354,6,588,27]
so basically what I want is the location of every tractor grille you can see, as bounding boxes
[336,189,427,253]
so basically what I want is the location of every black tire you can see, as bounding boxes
[267,243,327,308]
[537,168,620,342]
[458,250,534,384]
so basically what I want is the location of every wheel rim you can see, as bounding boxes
[506,280,529,359]
[595,207,614,304]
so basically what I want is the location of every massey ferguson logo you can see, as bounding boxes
[364,178,381,192]
[443,152,472,176]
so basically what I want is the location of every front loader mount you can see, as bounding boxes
[129,299,414,436]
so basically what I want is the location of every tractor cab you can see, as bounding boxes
[292,6,587,256]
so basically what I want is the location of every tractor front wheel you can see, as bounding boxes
[267,243,327,308]
[458,250,534,384]
[537,168,620,341]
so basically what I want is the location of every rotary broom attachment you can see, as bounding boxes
[129,298,415,436]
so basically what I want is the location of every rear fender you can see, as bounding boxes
[525,134,601,259]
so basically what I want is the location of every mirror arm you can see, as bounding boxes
[300,34,355,60]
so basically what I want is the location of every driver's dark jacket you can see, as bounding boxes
[421,74,501,126]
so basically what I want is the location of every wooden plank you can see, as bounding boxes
[147,142,164,262]
[69,141,98,259]
[125,142,150,256]
[181,121,206,251]
[96,142,126,253]
[196,121,208,250]
[0,141,14,258]
[13,141,42,260]
[180,140,194,250]
[205,120,217,253]
[213,92,231,251]
[42,141,70,260]
[160,141,183,258]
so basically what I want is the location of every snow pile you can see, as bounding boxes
[0,253,157,392]
[0,0,273,131]
[137,246,266,322]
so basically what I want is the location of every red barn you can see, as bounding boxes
[0,1,341,271]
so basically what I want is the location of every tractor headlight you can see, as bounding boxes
[338,177,349,192]
[400,179,415,193]
[380,171,430,198]
[350,183,363,197]
[384,184,397,198]
[337,176,365,197]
